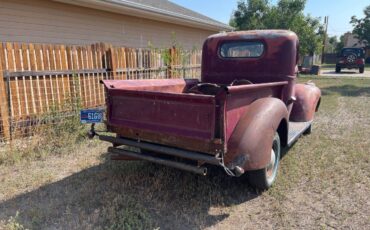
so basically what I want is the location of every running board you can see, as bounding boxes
[287,121,312,147]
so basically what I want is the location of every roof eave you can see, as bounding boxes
[53,0,233,32]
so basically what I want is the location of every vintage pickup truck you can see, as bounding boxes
[95,30,321,190]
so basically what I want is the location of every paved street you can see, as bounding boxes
[320,69,370,77]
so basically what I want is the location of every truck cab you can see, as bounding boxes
[98,30,321,190]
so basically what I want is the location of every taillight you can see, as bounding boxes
[356,59,365,64]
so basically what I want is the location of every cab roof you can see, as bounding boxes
[208,30,298,40]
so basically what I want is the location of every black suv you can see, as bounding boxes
[336,48,365,73]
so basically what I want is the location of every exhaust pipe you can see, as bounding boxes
[108,147,208,176]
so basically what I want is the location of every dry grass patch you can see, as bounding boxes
[0,77,369,229]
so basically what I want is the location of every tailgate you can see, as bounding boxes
[107,89,217,140]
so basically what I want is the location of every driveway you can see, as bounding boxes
[320,69,370,77]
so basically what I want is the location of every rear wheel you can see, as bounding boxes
[359,66,365,73]
[335,66,341,73]
[246,133,281,190]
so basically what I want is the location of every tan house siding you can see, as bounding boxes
[0,0,217,49]
[343,32,366,48]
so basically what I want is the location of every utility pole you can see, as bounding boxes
[321,16,329,64]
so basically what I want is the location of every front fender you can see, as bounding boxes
[290,83,321,122]
[225,98,289,171]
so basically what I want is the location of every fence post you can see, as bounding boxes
[0,46,11,141]
[109,45,118,80]
[168,47,176,79]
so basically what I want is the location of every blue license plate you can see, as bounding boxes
[80,109,104,124]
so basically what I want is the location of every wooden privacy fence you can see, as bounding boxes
[0,42,202,142]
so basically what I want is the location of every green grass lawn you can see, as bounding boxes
[0,77,370,229]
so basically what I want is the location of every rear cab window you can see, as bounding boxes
[220,41,264,58]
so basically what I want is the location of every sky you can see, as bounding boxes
[170,0,369,38]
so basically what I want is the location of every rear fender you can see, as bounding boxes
[225,98,289,171]
[290,83,321,122]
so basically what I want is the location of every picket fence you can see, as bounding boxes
[0,42,202,141]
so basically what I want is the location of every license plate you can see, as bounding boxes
[80,109,104,124]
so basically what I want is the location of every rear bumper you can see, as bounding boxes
[108,147,209,175]
[100,135,222,175]
[336,63,364,69]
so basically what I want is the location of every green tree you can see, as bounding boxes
[325,36,338,53]
[229,0,269,29]
[350,5,370,46]
[335,35,345,53]
[230,0,323,56]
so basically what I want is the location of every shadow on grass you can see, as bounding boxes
[0,154,258,229]
[321,84,370,97]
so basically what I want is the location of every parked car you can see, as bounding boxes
[92,30,321,190]
[336,47,365,73]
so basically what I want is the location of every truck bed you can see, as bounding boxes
[102,79,288,155]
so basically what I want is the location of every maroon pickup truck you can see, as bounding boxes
[97,30,321,190]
